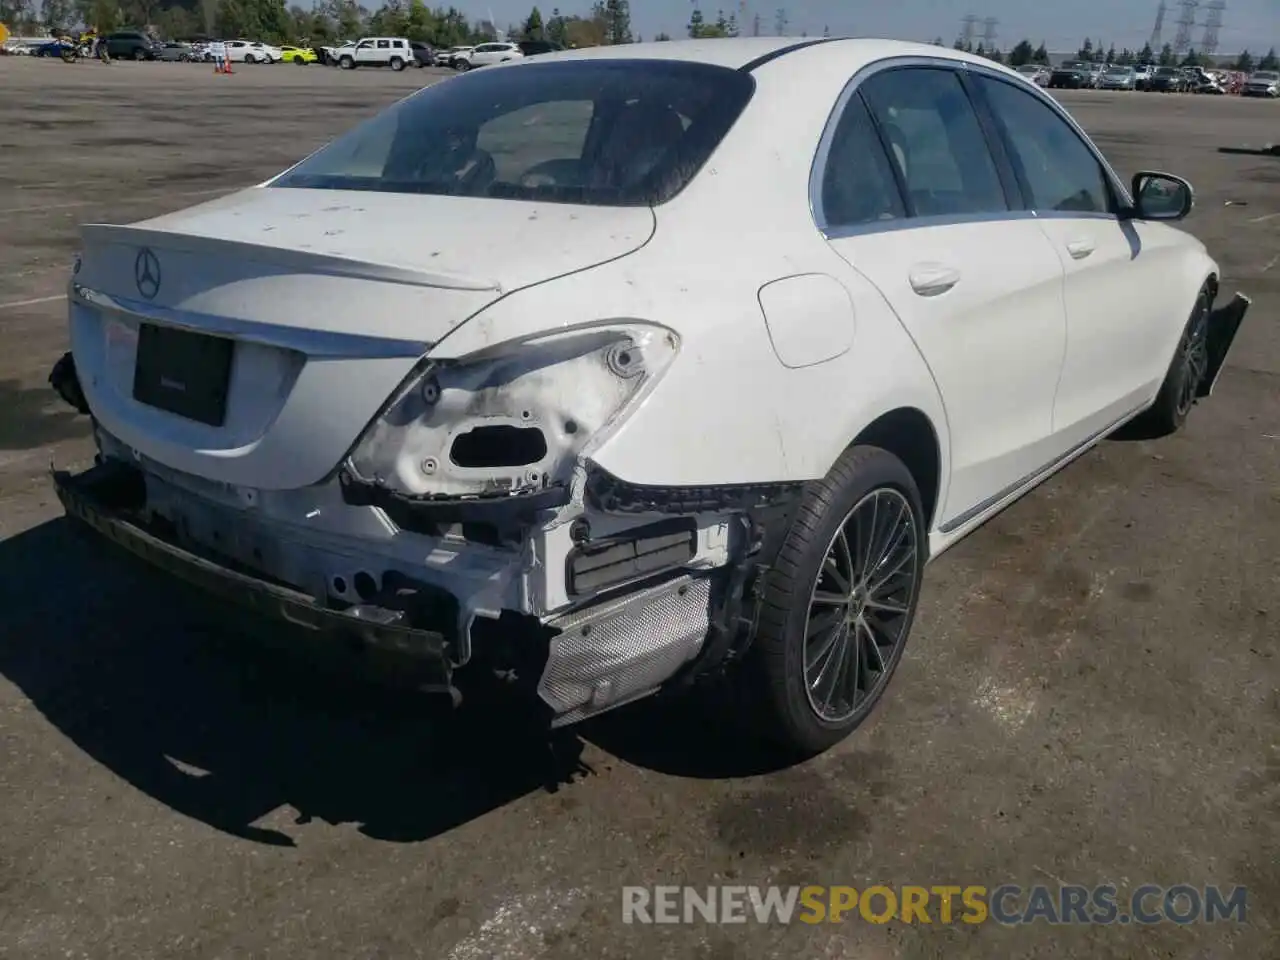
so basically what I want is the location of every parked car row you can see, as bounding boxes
[1016,60,1272,95]
[325,37,563,71]
[9,31,569,70]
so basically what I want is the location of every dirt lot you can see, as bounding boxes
[1,56,1278,960]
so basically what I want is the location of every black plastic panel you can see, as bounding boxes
[133,324,234,427]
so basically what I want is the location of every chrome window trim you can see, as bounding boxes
[70,283,431,360]
[809,55,1134,237]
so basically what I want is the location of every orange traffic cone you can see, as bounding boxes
[224,58,233,74]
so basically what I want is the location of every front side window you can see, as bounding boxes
[975,76,1112,215]
[377,40,389,49]
[858,67,1008,217]
[272,60,755,207]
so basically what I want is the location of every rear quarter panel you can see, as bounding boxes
[432,48,952,497]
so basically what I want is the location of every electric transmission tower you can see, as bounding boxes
[774,7,788,35]
[1148,0,1167,50]
[1200,0,1225,56]
[981,16,998,49]
[958,13,979,47]
[1171,0,1200,54]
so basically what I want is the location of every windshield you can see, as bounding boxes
[1105,67,1131,74]
[1016,64,1040,73]
[1157,67,1177,75]
[1254,71,1279,80]
[272,60,755,207]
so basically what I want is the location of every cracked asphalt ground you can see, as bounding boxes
[1,57,1278,960]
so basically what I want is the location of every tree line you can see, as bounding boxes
[4,0,1277,72]
[0,0,636,47]
[944,33,1278,72]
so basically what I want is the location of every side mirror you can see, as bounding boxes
[1129,171,1194,221]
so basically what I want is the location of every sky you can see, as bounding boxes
[482,0,1279,54]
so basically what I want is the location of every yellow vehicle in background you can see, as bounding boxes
[279,45,317,64]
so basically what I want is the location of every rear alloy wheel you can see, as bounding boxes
[744,445,926,757]
[294,55,306,64]
[1134,284,1212,436]
[133,48,146,61]
[390,56,404,71]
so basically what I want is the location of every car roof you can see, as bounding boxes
[536,36,997,72]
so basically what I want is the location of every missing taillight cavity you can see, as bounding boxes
[449,425,548,469]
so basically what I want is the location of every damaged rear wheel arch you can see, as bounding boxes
[850,408,941,532]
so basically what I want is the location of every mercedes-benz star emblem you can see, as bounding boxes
[134,247,161,300]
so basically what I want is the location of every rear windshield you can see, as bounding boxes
[271,59,755,207]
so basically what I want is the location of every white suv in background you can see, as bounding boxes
[336,37,413,71]
[454,41,523,70]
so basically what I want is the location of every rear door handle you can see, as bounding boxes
[908,263,961,297]
[1066,238,1095,259]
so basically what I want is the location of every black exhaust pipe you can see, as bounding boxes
[49,351,90,415]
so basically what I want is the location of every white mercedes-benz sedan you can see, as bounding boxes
[49,38,1249,757]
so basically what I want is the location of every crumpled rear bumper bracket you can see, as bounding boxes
[53,461,455,688]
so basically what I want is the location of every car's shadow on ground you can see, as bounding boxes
[0,517,794,846]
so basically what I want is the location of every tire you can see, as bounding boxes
[340,55,354,69]
[741,444,928,758]
[293,55,306,64]
[455,59,470,71]
[390,56,404,71]
[244,53,254,63]
[133,48,146,61]
[1132,284,1213,436]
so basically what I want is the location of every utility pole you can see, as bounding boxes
[1148,0,1167,50]
[980,16,998,49]
[752,12,761,35]
[1200,0,1225,56]
[774,7,788,36]
[1171,0,1200,54]
[958,13,979,48]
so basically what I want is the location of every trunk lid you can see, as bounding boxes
[70,187,654,490]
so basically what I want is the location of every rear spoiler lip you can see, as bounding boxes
[79,222,503,294]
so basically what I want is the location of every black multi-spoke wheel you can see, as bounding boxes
[803,488,917,723]
[1134,284,1214,437]
[744,444,927,757]
[1173,303,1210,419]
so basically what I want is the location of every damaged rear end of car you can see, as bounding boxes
[49,53,775,727]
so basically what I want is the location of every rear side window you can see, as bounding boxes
[858,67,1008,217]
[820,95,905,228]
[272,60,756,207]
[377,40,389,49]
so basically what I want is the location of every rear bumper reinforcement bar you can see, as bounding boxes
[52,461,453,679]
